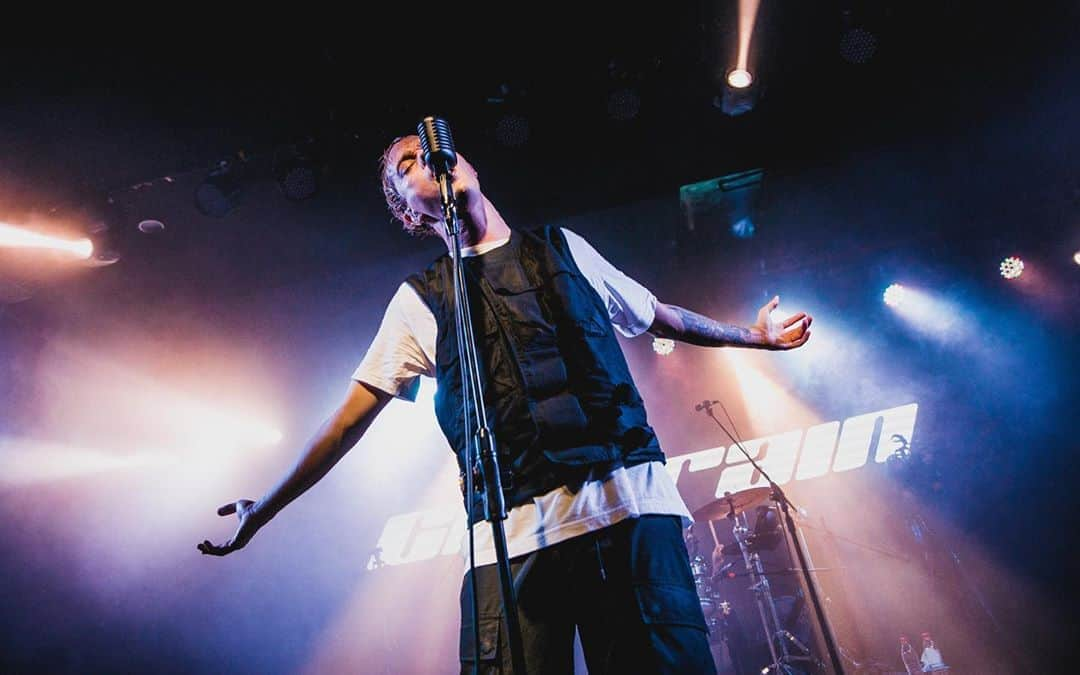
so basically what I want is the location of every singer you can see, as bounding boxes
[199,128,811,674]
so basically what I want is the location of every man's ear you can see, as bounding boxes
[403,209,440,237]
[414,211,440,229]
[402,208,423,227]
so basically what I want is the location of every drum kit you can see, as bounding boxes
[685,487,822,675]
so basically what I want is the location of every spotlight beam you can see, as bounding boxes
[0,222,93,259]
[736,0,762,72]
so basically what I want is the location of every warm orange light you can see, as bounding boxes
[727,69,753,89]
[0,221,93,259]
[736,0,761,72]
[722,350,821,432]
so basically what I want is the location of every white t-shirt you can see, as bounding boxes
[353,228,690,566]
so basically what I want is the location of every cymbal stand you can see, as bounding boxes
[731,507,796,675]
[698,399,845,674]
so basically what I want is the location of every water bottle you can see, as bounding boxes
[919,631,950,672]
[900,636,921,675]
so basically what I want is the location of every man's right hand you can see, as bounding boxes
[711,543,725,570]
[198,499,267,556]
[196,382,392,558]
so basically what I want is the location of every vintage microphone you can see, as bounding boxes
[417,117,460,234]
[417,116,525,675]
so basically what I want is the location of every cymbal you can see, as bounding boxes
[693,487,773,522]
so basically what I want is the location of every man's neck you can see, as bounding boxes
[448,197,511,250]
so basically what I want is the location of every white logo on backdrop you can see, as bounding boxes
[367,403,918,570]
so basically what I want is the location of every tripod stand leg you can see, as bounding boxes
[734,513,794,675]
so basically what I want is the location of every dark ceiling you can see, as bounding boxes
[0,2,1074,226]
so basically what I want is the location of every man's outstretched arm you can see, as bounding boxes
[198,381,393,556]
[649,295,812,350]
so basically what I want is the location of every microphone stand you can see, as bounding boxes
[437,169,527,675]
[697,400,846,674]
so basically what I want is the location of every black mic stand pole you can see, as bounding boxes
[437,168,527,675]
[697,400,846,675]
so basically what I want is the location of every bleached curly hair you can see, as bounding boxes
[378,135,437,238]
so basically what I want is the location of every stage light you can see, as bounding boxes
[722,349,821,431]
[883,283,907,307]
[839,27,878,64]
[495,113,530,148]
[727,69,753,89]
[273,143,320,201]
[347,379,447,483]
[999,256,1024,280]
[0,222,93,259]
[0,438,169,486]
[883,284,975,345]
[195,159,246,217]
[731,216,755,239]
[679,169,763,244]
[607,87,641,121]
[715,76,759,117]
[652,337,675,356]
[715,0,762,116]
[1072,250,1080,266]
[137,219,165,234]
[484,82,531,148]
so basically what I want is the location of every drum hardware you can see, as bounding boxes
[685,526,735,644]
[731,508,798,674]
[692,487,772,522]
[695,399,846,675]
[691,490,829,675]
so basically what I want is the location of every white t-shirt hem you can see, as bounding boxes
[465,498,691,569]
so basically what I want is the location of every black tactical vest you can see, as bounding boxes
[406,226,664,521]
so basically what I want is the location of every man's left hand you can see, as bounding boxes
[749,296,812,350]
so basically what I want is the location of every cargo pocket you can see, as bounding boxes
[633,582,709,632]
[460,615,502,672]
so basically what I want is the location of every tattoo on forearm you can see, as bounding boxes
[660,306,758,347]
